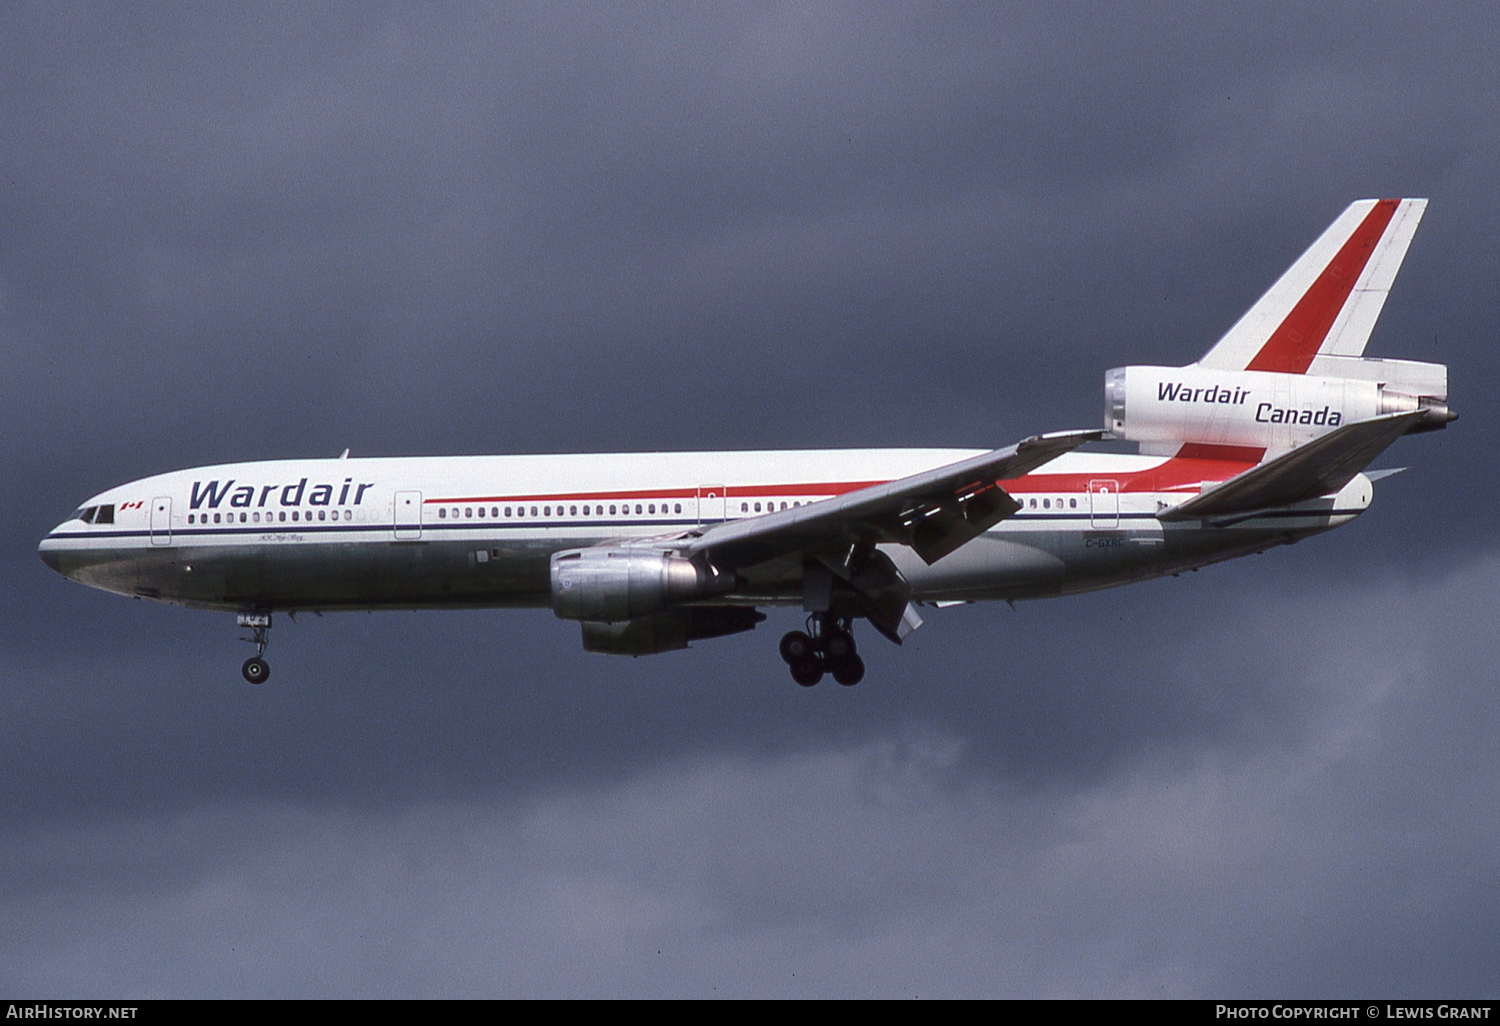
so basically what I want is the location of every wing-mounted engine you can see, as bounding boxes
[580,607,765,656]
[1105,360,1453,455]
[550,548,736,623]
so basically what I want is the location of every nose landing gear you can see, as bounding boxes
[779,614,865,687]
[238,613,272,684]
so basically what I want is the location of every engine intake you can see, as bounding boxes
[550,548,734,622]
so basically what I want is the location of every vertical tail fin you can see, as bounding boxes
[1196,199,1427,374]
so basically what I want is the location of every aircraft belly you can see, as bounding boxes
[897,535,1068,600]
[56,540,560,611]
[899,517,1327,602]
[1047,519,1330,596]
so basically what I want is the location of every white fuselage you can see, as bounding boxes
[37,446,1369,614]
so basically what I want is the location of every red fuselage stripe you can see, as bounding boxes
[426,481,888,504]
[1177,442,1267,462]
[428,457,1264,506]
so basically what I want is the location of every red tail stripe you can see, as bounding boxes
[1245,198,1399,374]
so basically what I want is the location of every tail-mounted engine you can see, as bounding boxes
[1105,358,1453,453]
[550,548,736,623]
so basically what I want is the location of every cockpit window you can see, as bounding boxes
[77,506,97,523]
[94,504,114,524]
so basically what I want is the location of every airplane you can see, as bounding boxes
[39,198,1455,687]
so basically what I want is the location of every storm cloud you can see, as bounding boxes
[3,1,1498,997]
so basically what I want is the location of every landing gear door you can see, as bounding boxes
[696,486,725,525]
[1089,479,1120,529]
[394,490,422,540]
[150,496,172,546]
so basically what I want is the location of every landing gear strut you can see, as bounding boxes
[779,614,865,687]
[238,613,271,684]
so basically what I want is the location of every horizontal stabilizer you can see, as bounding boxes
[1158,410,1425,522]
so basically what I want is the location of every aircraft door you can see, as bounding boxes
[150,496,172,546]
[696,485,725,525]
[1089,480,1120,529]
[394,490,422,540]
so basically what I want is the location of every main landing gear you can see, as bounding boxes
[238,613,271,684]
[779,614,865,687]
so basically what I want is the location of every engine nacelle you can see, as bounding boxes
[550,548,734,622]
[580,607,766,656]
[1104,362,1451,453]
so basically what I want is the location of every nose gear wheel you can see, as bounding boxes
[237,613,272,684]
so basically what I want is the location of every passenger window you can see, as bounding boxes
[609,505,617,515]
[345,509,352,521]
[675,503,682,514]
[318,510,325,521]
[465,507,473,518]
[571,505,578,516]
[741,502,748,513]
[1070,498,1078,508]
[635,504,642,514]
[439,508,446,518]
[478,506,485,517]
[648,504,655,515]
[491,507,498,517]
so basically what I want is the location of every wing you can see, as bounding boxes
[681,429,1101,642]
[1158,410,1423,522]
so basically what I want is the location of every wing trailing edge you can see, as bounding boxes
[1157,410,1425,522]
[682,428,1100,645]
[684,429,1102,569]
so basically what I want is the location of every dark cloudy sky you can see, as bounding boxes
[4,1,1498,998]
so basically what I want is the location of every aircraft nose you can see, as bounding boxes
[38,532,66,575]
